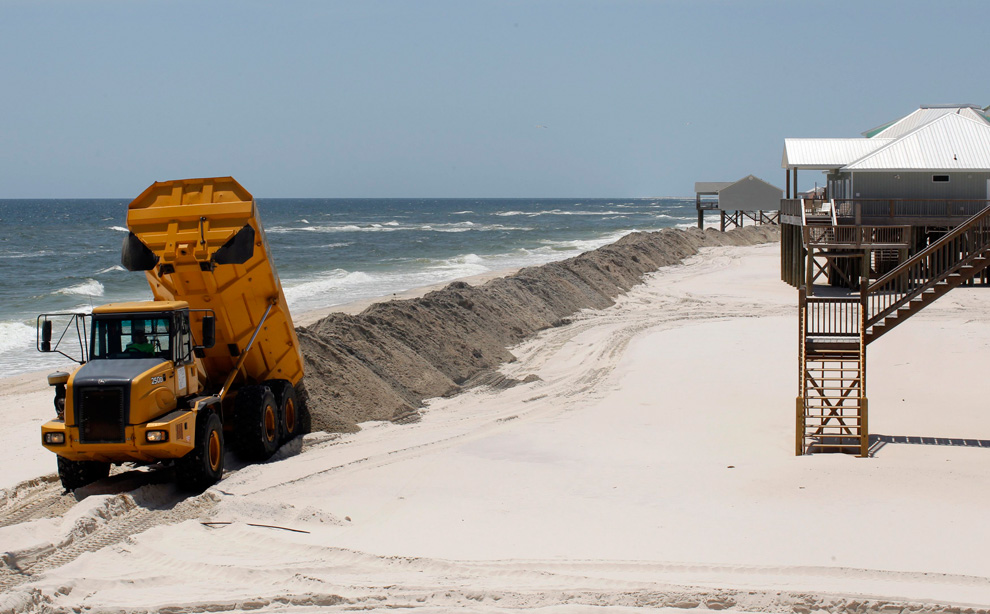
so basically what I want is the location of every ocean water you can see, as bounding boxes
[0,198,696,376]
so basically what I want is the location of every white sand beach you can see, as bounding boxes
[4,241,990,612]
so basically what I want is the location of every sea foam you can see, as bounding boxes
[56,279,105,297]
[0,322,35,355]
[95,265,125,275]
[283,270,379,306]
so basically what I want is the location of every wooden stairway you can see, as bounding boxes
[800,350,866,454]
[864,228,990,344]
[797,205,990,456]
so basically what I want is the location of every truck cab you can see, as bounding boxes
[87,302,204,399]
[40,302,213,471]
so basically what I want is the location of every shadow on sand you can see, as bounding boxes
[869,433,990,456]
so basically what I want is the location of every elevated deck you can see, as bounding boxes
[781,198,990,289]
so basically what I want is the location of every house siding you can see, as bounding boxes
[840,171,990,200]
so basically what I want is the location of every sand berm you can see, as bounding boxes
[298,225,779,432]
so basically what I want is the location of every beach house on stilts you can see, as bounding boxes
[780,103,990,456]
[694,176,782,230]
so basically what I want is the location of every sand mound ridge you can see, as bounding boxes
[298,225,778,432]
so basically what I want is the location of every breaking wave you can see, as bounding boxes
[55,279,105,297]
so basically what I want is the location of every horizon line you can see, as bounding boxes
[0,195,695,201]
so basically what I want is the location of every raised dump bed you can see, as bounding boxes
[124,177,304,390]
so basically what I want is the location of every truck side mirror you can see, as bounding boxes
[201,316,216,349]
[41,320,52,352]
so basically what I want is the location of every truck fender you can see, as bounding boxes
[190,396,223,423]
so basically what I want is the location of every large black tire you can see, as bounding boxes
[264,379,309,444]
[233,385,279,461]
[175,410,225,492]
[295,381,312,436]
[57,456,110,491]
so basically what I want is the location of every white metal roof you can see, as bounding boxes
[844,113,990,171]
[864,105,990,139]
[782,138,892,169]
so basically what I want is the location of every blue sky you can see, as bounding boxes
[1,0,987,198]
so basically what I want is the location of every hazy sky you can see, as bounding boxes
[2,0,988,198]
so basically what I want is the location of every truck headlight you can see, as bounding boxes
[44,432,65,445]
[146,430,169,443]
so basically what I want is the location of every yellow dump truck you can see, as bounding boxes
[38,177,307,491]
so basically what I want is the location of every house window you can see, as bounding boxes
[932,175,950,182]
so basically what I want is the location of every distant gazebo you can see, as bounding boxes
[694,175,783,231]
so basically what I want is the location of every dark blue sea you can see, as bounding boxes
[0,198,696,375]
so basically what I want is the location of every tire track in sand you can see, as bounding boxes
[0,475,73,529]
[0,489,219,594]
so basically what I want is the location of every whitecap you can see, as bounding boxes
[0,321,35,355]
[442,254,482,266]
[71,304,98,314]
[108,226,129,233]
[267,224,365,234]
[283,269,379,306]
[95,265,125,275]
[538,210,625,216]
[56,279,105,297]
[537,229,637,254]
[431,222,477,233]
[0,250,54,259]
[427,253,490,276]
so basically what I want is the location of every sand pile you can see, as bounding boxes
[297,225,779,432]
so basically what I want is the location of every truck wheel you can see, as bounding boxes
[233,385,279,461]
[295,381,312,436]
[56,456,110,491]
[175,411,224,492]
[265,380,306,443]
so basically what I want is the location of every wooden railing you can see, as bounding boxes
[803,225,911,248]
[833,199,990,222]
[802,293,861,337]
[781,199,803,220]
[781,198,834,225]
[864,205,990,327]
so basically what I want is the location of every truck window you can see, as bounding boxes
[92,317,172,360]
